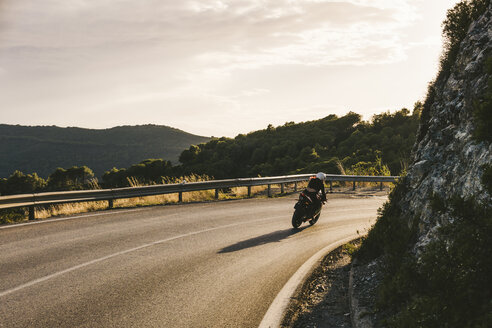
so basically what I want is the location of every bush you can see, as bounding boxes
[473,56,492,142]
[0,208,26,225]
[354,177,415,262]
[346,152,391,177]
[482,164,492,195]
[297,157,341,174]
[47,166,96,191]
[384,197,492,327]
[0,170,46,196]
[417,0,490,144]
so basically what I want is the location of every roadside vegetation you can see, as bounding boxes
[354,189,492,327]
[353,0,492,326]
[473,56,492,142]
[172,107,417,180]
[0,172,274,224]
[100,106,415,187]
[1,106,418,196]
[418,0,490,143]
[1,105,414,223]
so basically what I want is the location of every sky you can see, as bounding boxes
[0,0,460,137]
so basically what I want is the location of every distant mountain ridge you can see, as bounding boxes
[0,124,210,178]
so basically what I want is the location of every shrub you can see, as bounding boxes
[417,0,490,143]
[0,170,46,196]
[473,56,492,142]
[384,197,492,327]
[47,166,96,191]
[354,177,414,262]
[482,164,492,195]
[0,208,26,225]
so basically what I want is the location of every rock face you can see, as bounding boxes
[400,3,491,251]
[349,4,491,327]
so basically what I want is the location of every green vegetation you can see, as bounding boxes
[473,56,492,142]
[46,166,97,191]
[172,108,418,180]
[0,172,217,225]
[0,166,96,196]
[355,187,492,327]
[355,1,492,326]
[482,164,492,194]
[353,177,415,262]
[0,107,418,193]
[441,0,489,74]
[397,199,491,327]
[418,0,490,143]
[101,107,417,187]
[0,171,46,195]
[390,197,490,327]
[0,171,48,224]
[102,159,174,188]
[0,124,209,178]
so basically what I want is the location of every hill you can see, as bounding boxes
[101,108,420,187]
[0,124,209,178]
[175,109,419,178]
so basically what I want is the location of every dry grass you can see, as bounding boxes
[24,175,285,222]
[35,201,109,219]
[5,178,368,224]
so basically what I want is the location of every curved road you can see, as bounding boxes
[0,193,385,328]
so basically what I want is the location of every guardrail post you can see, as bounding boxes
[215,189,219,199]
[0,174,399,214]
[28,206,35,220]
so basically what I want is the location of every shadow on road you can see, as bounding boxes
[218,227,306,253]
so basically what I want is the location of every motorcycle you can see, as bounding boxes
[291,191,324,229]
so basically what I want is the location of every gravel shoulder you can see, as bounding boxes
[282,239,363,328]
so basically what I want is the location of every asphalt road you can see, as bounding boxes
[0,193,386,328]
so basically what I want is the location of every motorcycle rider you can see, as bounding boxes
[304,172,327,213]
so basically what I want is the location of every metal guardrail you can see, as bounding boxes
[0,173,398,220]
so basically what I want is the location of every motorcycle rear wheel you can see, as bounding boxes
[292,209,304,229]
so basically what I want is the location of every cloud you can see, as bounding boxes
[235,88,272,98]
[0,0,444,137]
[0,0,417,70]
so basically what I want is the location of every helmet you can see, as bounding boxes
[316,172,326,180]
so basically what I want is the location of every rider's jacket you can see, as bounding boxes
[306,177,327,201]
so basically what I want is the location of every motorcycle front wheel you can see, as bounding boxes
[292,209,304,229]
[309,212,321,226]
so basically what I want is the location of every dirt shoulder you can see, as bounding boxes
[281,240,362,328]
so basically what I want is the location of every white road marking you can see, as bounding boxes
[0,208,144,230]
[258,234,360,328]
[0,215,284,298]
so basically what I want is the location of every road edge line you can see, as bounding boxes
[258,234,360,328]
[0,208,144,230]
[0,216,282,298]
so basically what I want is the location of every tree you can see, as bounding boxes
[47,166,95,191]
[0,171,46,195]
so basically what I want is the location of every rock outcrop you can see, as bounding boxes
[402,2,491,252]
[351,2,491,327]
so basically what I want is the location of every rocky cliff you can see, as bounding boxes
[404,2,491,251]
[352,2,492,326]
